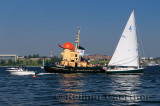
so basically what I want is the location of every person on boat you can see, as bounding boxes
[23,68,26,71]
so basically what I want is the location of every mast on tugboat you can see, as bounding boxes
[75,27,80,52]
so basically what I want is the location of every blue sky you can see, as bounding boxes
[0,0,160,57]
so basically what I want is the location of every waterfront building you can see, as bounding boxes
[83,54,112,60]
[0,54,18,61]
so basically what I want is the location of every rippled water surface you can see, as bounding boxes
[0,66,160,106]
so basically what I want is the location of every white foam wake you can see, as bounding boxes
[37,73,58,75]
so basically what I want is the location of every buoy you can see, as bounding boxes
[33,75,36,78]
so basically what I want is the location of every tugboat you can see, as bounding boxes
[44,27,105,73]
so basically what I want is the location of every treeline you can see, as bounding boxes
[90,60,109,66]
[28,54,40,58]
[153,57,160,61]
[0,56,62,66]
[25,54,45,59]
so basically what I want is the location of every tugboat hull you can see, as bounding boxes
[44,64,105,73]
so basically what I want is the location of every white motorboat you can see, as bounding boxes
[7,67,36,75]
[6,67,24,72]
[10,71,36,75]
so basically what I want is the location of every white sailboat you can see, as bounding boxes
[106,10,144,74]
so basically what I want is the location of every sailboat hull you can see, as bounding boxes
[106,68,144,74]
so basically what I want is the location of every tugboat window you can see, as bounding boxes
[75,54,77,57]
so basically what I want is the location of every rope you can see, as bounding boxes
[110,56,138,66]
[135,19,146,58]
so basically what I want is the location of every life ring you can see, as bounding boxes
[69,63,72,66]
[102,67,107,70]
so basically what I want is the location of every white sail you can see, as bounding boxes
[109,11,139,67]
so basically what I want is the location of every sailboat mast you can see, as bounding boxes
[75,27,80,51]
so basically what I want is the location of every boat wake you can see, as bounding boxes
[37,73,58,75]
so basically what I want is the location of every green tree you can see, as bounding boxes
[50,56,62,64]
[37,59,42,64]
[0,59,5,65]
[33,54,40,58]
[28,55,32,59]
[20,60,23,65]
[46,59,49,64]
[16,60,20,65]
[30,60,32,64]
[26,61,29,65]
[13,61,16,65]
[8,59,13,65]
[36,54,40,58]
[43,56,46,58]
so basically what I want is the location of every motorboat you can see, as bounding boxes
[6,67,24,72]
[7,67,36,75]
[10,71,36,75]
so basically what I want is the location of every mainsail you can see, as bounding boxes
[109,11,139,67]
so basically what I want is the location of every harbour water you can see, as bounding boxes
[0,66,160,106]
